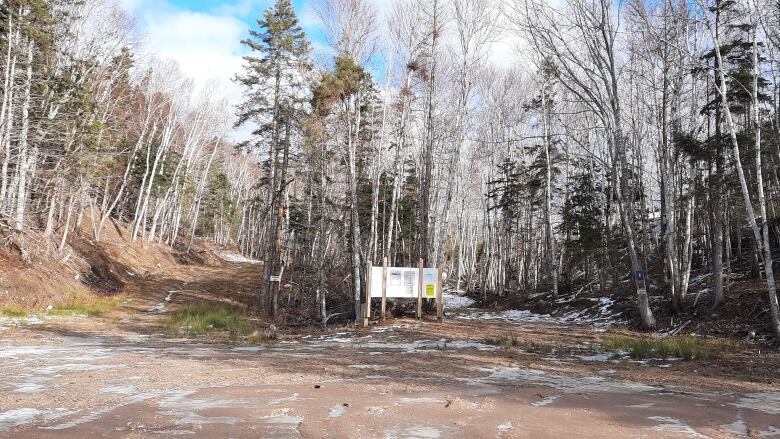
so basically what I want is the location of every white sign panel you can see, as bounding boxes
[370,267,439,299]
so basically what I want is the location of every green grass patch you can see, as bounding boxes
[49,294,125,317]
[0,305,27,317]
[603,335,730,361]
[483,334,521,349]
[165,304,252,336]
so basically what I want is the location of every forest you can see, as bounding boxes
[1,0,780,340]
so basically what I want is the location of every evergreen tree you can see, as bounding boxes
[236,0,311,315]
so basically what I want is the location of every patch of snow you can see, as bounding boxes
[442,293,475,309]
[0,408,45,431]
[575,354,611,362]
[531,395,559,407]
[626,403,655,409]
[760,426,780,437]
[733,392,780,415]
[648,416,709,438]
[401,426,442,438]
[216,251,260,264]
[100,384,137,395]
[497,421,513,435]
[396,397,446,405]
[36,363,127,375]
[721,414,748,437]
[328,405,346,418]
[262,414,304,425]
[174,412,242,426]
[479,367,657,394]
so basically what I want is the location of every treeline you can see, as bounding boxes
[4,0,780,337]
[239,0,780,337]
[0,1,261,258]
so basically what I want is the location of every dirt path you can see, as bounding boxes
[1,260,779,438]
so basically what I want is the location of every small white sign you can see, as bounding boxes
[270,275,281,282]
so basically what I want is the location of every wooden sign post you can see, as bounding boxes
[363,259,371,328]
[381,257,388,322]
[437,263,444,322]
[417,258,423,319]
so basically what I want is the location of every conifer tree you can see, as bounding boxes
[236,0,311,315]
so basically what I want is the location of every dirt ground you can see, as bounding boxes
[1,257,779,438]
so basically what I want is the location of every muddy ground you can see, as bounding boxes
[1,256,779,438]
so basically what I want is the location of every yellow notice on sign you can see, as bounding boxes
[425,284,435,297]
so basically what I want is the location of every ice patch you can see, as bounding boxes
[328,405,346,418]
[36,363,127,375]
[383,426,443,439]
[306,336,496,353]
[721,414,748,437]
[760,426,780,437]
[100,384,137,395]
[531,395,559,407]
[262,414,304,425]
[626,403,655,409]
[397,397,446,405]
[576,354,611,362]
[479,367,657,394]
[0,408,45,431]
[733,392,780,415]
[648,416,709,438]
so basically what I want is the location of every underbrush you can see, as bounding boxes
[49,293,126,317]
[603,335,731,361]
[165,304,252,336]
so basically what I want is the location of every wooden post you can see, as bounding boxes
[363,259,371,327]
[381,257,388,322]
[417,258,423,319]
[437,263,443,323]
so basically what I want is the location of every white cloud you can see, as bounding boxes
[119,0,256,141]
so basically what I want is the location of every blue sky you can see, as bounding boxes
[117,0,355,139]
[117,0,514,139]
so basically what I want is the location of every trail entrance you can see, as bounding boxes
[364,258,443,326]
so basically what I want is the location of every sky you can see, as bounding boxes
[117,0,400,140]
[116,0,517,141]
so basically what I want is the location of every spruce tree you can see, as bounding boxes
[236,0,311,315]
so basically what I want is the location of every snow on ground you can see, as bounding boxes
[216,251,260,264]
[442,293,475,309]
[452,295,626,329]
